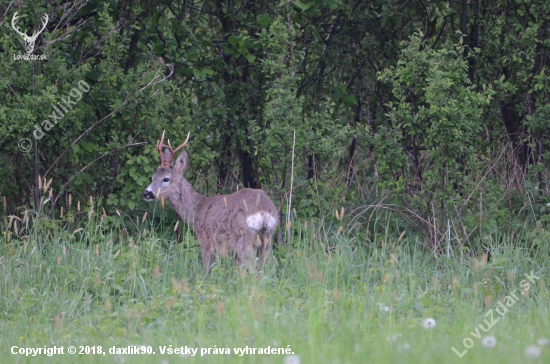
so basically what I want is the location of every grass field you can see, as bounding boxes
[1,216,549,363]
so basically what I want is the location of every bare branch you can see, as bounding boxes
[43,63,174,179]
[53,141,147,205]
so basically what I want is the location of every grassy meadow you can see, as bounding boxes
[1,206,549,364]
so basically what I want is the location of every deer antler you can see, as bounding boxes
[11,12,49,40]
[32,14,49,39]
[11,12,29,38]
[156,130,190,168]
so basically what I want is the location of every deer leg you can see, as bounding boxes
[235,235,255,270]
[256,234,272,271]
[201,247,215,273]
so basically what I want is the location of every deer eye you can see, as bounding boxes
[163,177,170,182]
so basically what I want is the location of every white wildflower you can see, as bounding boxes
[379,303,392,312]
[537,338,549,347]
[387,333,402,342]
[421,318,436,329]
[525,345,542,359]
[481,336,496,348]
[398,343,411,351]
[284,355,300,364]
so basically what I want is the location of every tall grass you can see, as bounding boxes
[0,203,548,363]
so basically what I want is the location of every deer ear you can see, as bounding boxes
[173,150,188,173]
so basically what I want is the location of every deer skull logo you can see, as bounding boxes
[11,11,49,54]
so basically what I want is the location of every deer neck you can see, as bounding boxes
[167,178,203,226]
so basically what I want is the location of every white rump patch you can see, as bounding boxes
[247,212,277,231]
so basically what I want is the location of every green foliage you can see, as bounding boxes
[2,0,550,254]
[373,32,496,247]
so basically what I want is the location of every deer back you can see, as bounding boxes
[194,188,278,247]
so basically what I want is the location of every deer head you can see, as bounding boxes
[143,130,191,203]
[11,11,49,54]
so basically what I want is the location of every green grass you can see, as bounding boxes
[0,218,549,363]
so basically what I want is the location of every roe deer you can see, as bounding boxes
[143,131,278,272]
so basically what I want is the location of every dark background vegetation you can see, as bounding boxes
[1,0,550,254]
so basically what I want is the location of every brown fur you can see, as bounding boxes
[144,147,278,272]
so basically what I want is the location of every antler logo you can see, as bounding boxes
[11,11,49,54]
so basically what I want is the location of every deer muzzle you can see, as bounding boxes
[143,189,156,201]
